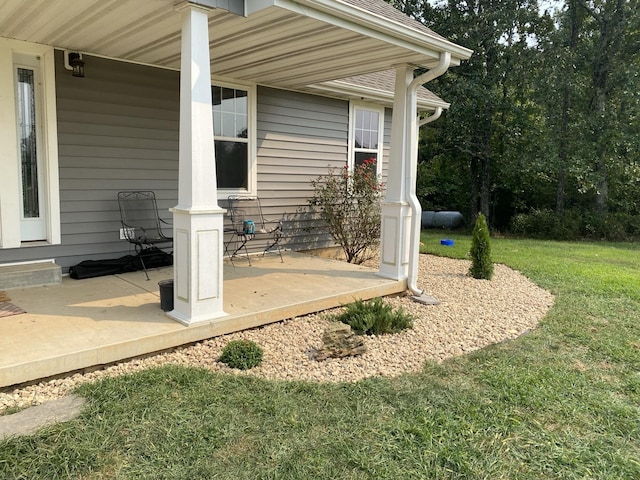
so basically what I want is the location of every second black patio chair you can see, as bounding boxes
[225,196,284,266]
[118,190,173,280]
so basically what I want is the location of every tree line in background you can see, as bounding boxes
[389,0,639,240]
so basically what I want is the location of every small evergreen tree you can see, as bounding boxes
[469,213,494,280]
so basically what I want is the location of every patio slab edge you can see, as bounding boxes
[0,278,405,388]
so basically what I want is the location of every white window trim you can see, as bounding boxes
[348,101,385,177]
[0,39,60,249]
[211,78,257,198]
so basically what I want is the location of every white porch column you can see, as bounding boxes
[169,4,226,325]
[378,65,413,281]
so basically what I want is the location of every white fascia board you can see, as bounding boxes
[274,0,473,64]
[310,81,450,112]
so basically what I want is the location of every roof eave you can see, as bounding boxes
[308,81,451,111]
[278,0,473,65]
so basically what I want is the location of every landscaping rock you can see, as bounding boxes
[313,323,367,361]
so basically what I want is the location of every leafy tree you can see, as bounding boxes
[389,0,640,236]
[541,0,640,217]
[399,0,551,227]
[532,0,583,215]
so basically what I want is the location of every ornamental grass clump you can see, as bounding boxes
[469,212,494,280]
[219,340,264,370]
[309,159,383,264]
[335,297,414,336]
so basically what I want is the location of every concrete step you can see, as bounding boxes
[0,262,62,290]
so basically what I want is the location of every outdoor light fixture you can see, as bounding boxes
[64,51,85,78]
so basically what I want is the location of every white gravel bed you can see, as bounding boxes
[1,254,554,414]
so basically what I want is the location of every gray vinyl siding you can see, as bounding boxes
[2,54,387,269]
[255,87,349,251]
[0,52,179,270]
[57,53,179,270]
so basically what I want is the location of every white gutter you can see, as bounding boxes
[274,0,473,63]
[406,52,450,298]
[419,106,443,127]
[308,81,450,111]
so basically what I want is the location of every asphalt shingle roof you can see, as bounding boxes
[333,69,447,106]
[342,0,448,42]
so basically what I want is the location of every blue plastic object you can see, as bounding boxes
[440,239,454,246]
[243,219,255,234]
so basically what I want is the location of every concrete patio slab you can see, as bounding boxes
[0,252,405,388]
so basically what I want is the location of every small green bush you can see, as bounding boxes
[469,213,494,280]
[583,211,634,241]
[510,209,640,241]
[219,340,264,370]
[511,208,578,240]
[335,297,414,335]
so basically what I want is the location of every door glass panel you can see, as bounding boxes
[16,67,39,218]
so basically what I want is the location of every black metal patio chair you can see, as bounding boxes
[224,196,284,266]
[117,191,173,280]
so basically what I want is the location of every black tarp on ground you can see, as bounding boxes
[69,255,139,279]
[136,247,173,269]
[69,248,173,279]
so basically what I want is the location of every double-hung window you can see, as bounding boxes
[349,103,384,176]
[211,83,255,195]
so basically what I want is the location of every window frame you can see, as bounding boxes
[0,39,60,249]
[211,78,257,198]
[348,102,385,177]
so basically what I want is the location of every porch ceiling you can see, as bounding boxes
[0,0,471,89]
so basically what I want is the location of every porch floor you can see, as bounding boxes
[0,252,405,388]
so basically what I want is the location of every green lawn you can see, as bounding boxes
[1,234,639,479]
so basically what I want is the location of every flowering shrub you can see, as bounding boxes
[309,159,383,264]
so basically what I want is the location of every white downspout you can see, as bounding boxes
[419,106,442,127]
[406,53,450,298]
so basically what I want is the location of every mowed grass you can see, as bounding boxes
[1,235,639,479]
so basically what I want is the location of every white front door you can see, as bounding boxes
[15,55,47,242]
